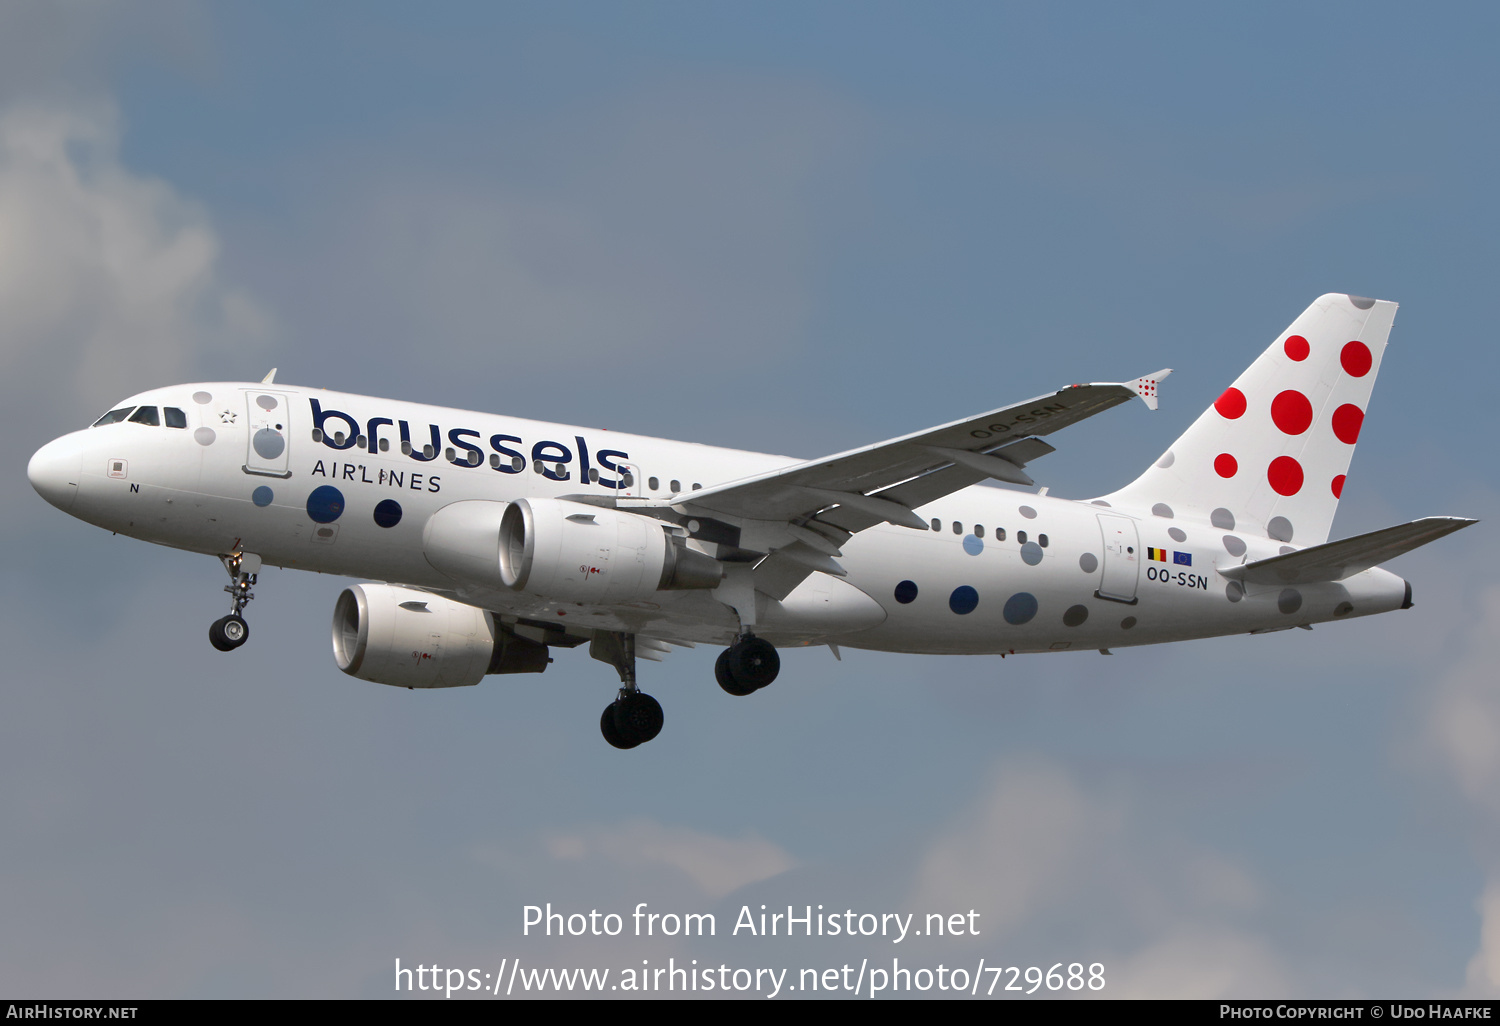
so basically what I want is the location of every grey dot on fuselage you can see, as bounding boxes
[1063,604,1089,627]
[1168,527,1186,543]
[1079,552,1099,574]
[1152,503,1174,518]
[1020,542,1044,566]
[1278,588,1303,614]
[1223,535,1246,556]
[1156,451,1175,469]
[1226,581,1244,603]
[253,429,284,459]
[1347,294,1376,310]
[1268,516,1294,542]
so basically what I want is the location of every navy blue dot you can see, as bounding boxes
[949,586,979,615]
[962,534,983,556]
[373,499,403,528]
[894,580,918,604]
[251,486,273,507]
[1003,592,1038,625]
[306,485,345,524]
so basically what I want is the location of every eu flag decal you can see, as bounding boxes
[1173,551,1192,566]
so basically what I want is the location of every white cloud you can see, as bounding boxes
[543,819,795,901]
[1418,577,1500,998]
[0,101,268,425]
[1464,879,1500,997]
[905,759,1292,996]
[906,760,1106,936]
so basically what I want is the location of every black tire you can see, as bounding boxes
[208,615,247,652]
[601,703,639,750]
[716,648,757,696]
[613,692,664,745]
[727,636,779,690]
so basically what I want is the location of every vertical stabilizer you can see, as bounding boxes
[1096,293,1396,547]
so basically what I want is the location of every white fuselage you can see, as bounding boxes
[28,381,1411,657]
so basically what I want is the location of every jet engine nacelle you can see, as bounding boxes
[332,582,548,688]
[495,497,723,603]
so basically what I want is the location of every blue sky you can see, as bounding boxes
[2,1,1497,998]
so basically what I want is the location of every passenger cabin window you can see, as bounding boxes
[93,407,135,427]
[952,521,962,535]
[164,407,187,428]
[975,525,985,538]
[1039,534,1049,548]
[1017,530,1027,544]
[128,406,160,426]
[670,480,681,492]
[649,477,660,491]
[930,518,941,532]
[995,528,1006,541]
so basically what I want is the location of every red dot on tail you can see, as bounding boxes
[1331,404,1364,444]
[1284,335,1309,361]
[1268,456,1304,496]
[1341,341,1372,377]
[1271,389,1313,435]
[1331,475,1345,498]
[1214,453,1238,478]
[1215,387,1247,419]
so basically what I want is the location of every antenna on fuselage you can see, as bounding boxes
[261,368,278,384]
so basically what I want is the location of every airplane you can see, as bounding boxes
[27,293,1475,749]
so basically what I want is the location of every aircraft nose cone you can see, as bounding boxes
[28,436,82,512]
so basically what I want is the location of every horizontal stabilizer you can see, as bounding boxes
[1219,517,1476,585]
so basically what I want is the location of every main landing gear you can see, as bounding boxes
[209,552,260,652]
[592,632,665,750]
[715,634,780,696]
[589,631,781,749]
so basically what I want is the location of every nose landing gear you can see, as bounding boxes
[210,552,260,652]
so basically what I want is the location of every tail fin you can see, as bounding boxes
[1097,293,1397,547]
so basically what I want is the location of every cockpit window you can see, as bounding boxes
[128,406,160,426]
[164,407,187,428]
[92,407,136,427]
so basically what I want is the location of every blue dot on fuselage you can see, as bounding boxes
[251,486,273,507]
[963,534,983,556]
[306,485,345,524]
[1003,592,1038,625]
[373,499,403,528]
[949,586,979,615]
[894,580,918,604]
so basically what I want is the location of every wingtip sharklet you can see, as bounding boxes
[1126,368,1171,410]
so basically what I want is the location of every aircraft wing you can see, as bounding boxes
[677,372,1169,530]
[1218,517,1477,586]
[661,372,1168,598]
